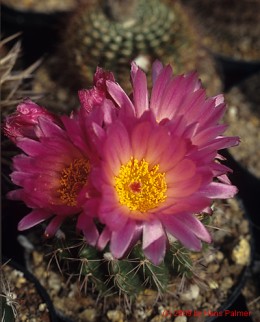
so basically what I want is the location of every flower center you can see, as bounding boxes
[58,158,90,206]
[114,157,167,212]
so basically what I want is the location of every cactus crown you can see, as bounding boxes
[60,0,197,91]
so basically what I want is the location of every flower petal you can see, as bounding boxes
[131,63,149,117]
[18,210,53,231]
[110,219,137,258]
[97,226,111,250]
[143,220,166,265]
[44,216,65,238]
[174,213,211,243]
[77,213,99,246]
[106,81,135,116]
[163,216,202,251]
[201,182,238,199]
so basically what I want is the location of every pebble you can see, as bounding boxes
[180,284,200,302]
[216,251,224,261]
[174,316,187,322]
[47,273,62,293]
[107,309,124,322]
[208,280,219,289]
[38,303,46,312]
[232,238,250,265]
[150,315,168,322]
[78,308,97,322]
[204,253,215,264]
[208,263,219,273]
[220,277,233,291]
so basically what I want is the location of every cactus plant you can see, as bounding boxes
[45,233,199,300]
[3,59,240,319]
[46,0,221,97]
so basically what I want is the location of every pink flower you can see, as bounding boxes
[88,62,239,265]
[6,110,99,244]
[78,67,115,114]
[3,99,57,143]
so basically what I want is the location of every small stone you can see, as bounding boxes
[16,276,26,288]
[47,273,62,293]
[79,308,97,322]
[150,315,167,322]
[220,277,233,291]
[232,238,250,265]
[32,251,44,266]
[107,309,124,322]
[216,251,224,261]
[137,289,158,306]
[180,284,200,302]
[204,253,215,264]
[174,316,187,322]
[207,263,219,273]
[38,303,46,312]
[208,280,219,289]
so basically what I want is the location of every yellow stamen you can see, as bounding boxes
[58,158,90,206]
[114,157,167,212]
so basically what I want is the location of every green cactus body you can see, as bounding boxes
[48,234,202,300]
[58,0,221,95]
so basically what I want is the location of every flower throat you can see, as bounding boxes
[58,158,90,206]
[114,157,167,212]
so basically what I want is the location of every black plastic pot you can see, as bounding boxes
[1,3,71,64]
[1,3,72,29]
[214,54,260,91]
[222,150,260,255]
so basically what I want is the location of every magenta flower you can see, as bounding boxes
[4,101,99,243]
[88,62,239,265]
[3,99,57,143]
[78,67,115,114]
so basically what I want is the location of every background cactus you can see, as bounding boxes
[59,0,221,94]
[34,0,222,113]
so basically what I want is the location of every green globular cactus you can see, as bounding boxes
[47,232,201,301]
[54,0,221,96]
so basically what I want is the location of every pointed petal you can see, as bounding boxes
[77,213,99,246]
[201,182,238,199]
[131,64,149,117]
[163,216,202,251]
[143,220,166,265]
[18,210,53,230]
[97,226,111,250]
[106,81,135,114]
[44,215,65,237]
[17,138,44,156]
[110,220,136,258]
[174,213,211,243]
[152,60,164,84]
[37,117,65,138]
